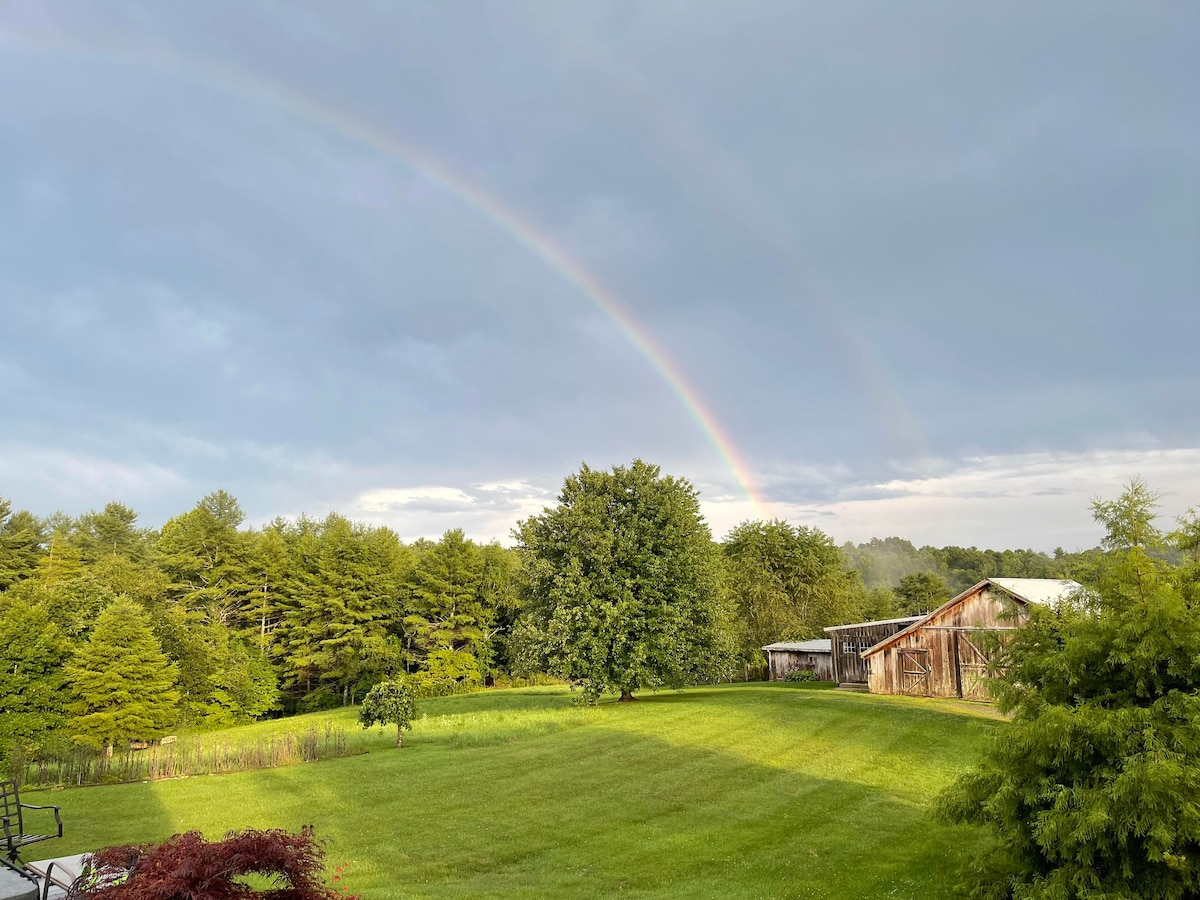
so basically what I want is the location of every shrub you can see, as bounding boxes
[938,480,1200,899]
[782,669,818,683]
[71,826,356,899]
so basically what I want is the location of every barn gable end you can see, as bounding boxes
[860,578,1082,700]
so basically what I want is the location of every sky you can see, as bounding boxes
[1,1,1197,552]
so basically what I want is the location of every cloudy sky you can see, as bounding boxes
[1,1,1197,551]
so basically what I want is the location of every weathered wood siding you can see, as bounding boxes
[767,650,834,681]
[828,620,920,684]
[864,586,1026,699]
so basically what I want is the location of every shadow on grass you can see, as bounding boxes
[20,772,176,862]
[42,687,992,899]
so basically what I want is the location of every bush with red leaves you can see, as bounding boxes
[67,825,359,900]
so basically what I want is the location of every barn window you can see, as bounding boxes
[842,641,856,654]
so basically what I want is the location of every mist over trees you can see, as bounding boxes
[841,536,1098,596]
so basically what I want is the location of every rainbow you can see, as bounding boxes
[0,27,769,513]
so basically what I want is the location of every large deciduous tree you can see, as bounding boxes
[514,460,730,701]
[722,519,867,666]
[938,479,1200,899]
[66,596,180,755]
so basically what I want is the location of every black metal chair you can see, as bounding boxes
[0,783,62,865]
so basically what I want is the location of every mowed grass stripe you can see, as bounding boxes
[27,685,996,899]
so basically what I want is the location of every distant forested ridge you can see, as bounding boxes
[0,482,1133,761]
[841,536,1111,595]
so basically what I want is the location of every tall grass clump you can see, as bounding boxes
[14,722,352,788]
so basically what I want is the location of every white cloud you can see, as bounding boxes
[737,448,1200,551]
[0,443,185,510]
[348,480,555,543]
[357,486,475,510]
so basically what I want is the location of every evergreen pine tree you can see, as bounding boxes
[66,596,180,755]
[402,529,489,688]
[0,597,71,756]
[938,479,1200,899]
[0,498,46,589]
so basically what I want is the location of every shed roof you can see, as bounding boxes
[823,616,924,632]
[761,639,832,654]
[860,577,1085,659]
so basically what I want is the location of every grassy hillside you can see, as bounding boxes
[25,685,999,899]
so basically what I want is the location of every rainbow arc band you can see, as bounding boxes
[1,27,766,515]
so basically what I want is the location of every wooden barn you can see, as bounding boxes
[761,639,833,681]
[860,578,1082,700]
[823,616,924,686]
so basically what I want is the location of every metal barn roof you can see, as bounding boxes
[824,616,924,632]
[860,577,1087,659]
[988,578,1082,607]
[761,639,832,653]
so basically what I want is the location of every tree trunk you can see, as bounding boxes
[396,726,404,748]
[618,690,636,702]
[105,742,114,759]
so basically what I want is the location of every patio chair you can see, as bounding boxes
[21,855,88,900]
[0,784,62,865]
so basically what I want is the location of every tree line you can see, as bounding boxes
[0,461,1137,759]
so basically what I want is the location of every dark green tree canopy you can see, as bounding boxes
[0,597,71,755]
[514,460,730,701]
[894,571,951,616]
[0,497,46,590]
[939,480,1200,899]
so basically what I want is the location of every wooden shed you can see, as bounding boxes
[860,578,1082,700]
[823,616,924,686]
[761,639,833,681]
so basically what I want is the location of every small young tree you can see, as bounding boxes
[358,677,418,748]
[938,479,1200,899]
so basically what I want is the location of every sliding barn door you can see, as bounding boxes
[956,633,994,701]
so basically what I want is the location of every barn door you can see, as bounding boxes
[956,633,994,701]
[898,648,931,696]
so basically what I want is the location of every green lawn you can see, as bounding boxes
[24,684,999,899]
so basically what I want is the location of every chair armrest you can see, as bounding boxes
[17,804,63,839]
[40,859,84,899]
